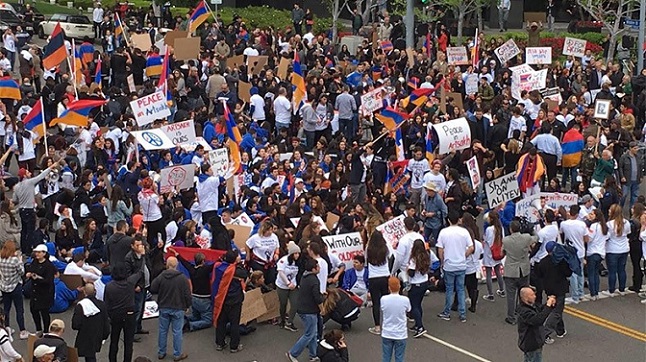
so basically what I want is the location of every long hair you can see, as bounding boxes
[82,218,97,246]
[0,240,17,259]
[320,288,341,316]
[592,209,608,235]
[488,210,503,247]
[462,213,481,241]
[111,185,125,210]
[0,201,16,226]
[632,203,645,223]
[410,239,430,273]
[609,204,625,235]
[366,230,388,266]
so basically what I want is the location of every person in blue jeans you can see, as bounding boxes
[150,257,192,361]
[174,250,215,332]
[381,277,410,362]
[585,209,609,301]
[286,258,324,362]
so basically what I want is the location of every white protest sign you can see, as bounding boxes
[127,75,136,93]
[180,137,213,152]
[494,39,520,64]
[375,215,406,252]
[360,87,384,116]
[542,192,578,211]
[485,172,520,207]
[509,63,535,75]
[465,74,479,95]
[322,232,364,269]
[512,69,548,100]
[207,148,229,177]
[525,47,552,65]
[432,117,472,155]
[130,91,171,126]
[466,156,481,190]
[563,37,587,58]
[159,164,195,193]
[446,47,469,65]
[515,192,578,223]
[290,215,329,231]
[514,194,542,223]
[131,129,175,150]
[163,119,197,146]
[231,212,256,227]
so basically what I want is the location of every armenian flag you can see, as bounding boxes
[375,107,409,131]
[407,77,419,90]
[157,47,173,105]
[94,58,102,88]
[114,13,125,46]
[426,123,434,161]
[168,246,225,280]
[72,39,83,86]
[224,101,242,173]
[146,53,163,77]
[561,128,584,168]
[380,40,394,52]
[42,22,67,70]
[400,79,444,108]
[79,40,95,67]
[0,78,21,100]
[395,128,405,161]
[50,99,108,127]
[384,160,409,195]
[211,261,236,324]
[292,52,307,114]
[23,98,46,139]
[471,28,479,68]
[189,0,211,32]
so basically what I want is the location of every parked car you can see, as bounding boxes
[7,3,46,25]
[38,14,94,40]
[0,7,27,32]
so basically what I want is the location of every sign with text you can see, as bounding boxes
[360,87,384,116]
[494,39,520,64]
[563,37,587,58]
[207,148,230,177]
[465,73,479,95]
[525,47,552,65]
[432,117,472,154]
[159,164,195,193]
[375,215,406,252]
[515,192,578,223]
[485,172,520,207]
[231,212,256,227]
[512,69,547,100]
[162,119,197,146]
[446,46,469,65]
[466,156,481,190]
[130,91,171,126]
[322,232,363,269]
[540,87,563,104]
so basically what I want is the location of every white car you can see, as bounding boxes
[38,14,94,40]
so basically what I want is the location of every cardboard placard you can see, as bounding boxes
[28,335,79,362]
[127,74,136,93]
[226,55,244,70]
[432,117,472,155]
[130,91,172,126]
[247,55,268,75]
[406,48,415,69]
[446,92,464,111]
[164,30,189,45]
[60,274,84,290]
[143,300,159,319]
[562,37,587,58]
[131,33,153,51]
[375,215,406,252]
[174,37,201,61]
[240,288,268,324]
[226,223,252,250]
[159,164,196,193]
[238,81,251,102]
[326,212,340,231]
[256,290,281,323]
[494,39,521,64]
[321,232,363,269]
[277,56,290,79]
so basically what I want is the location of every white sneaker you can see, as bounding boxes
[638,292,646,299]
[19,330,29,340]
[600,290,615,297]
[589,295,599,301]
[618,290,627,296]
[641,299,646,304]
[564,297,579,305]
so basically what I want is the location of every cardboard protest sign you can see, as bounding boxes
[231,212,255,227]
[514,194,542,223]
[127,74,136,92]
[406,48,415,68]
[432,117,472,154]
[226,223,252,250]
[509,63,535,75]
[174,37,201,60]
[543,192,578,211]
[159,165,195,193]
[446,92,464,111]
[207,148,229,177]
[60,274,84,290]
[240,288,268,324]
[360,87,384,116]
[247,55,268,75]
[326,212,340,231]
[485,172,520,207]
[180,137,213,152]
[322,232,363,269]
[226,55,244,70]
[375,215,406,252]
[494,39,520,64]
[525,47,552,65]
[540,87,563,105]
[131,33,153,51]
[132,129,175,150]
[446,46,469,65]
[143,300,159,319]
[466,156,481,190]
[257,290,281,323]
[238,81,251,102]
[515,192,578,223]
[163,119,197,146]
[277,56,291,79]
[130,91,171,126]
[563,37,587,58]
[512,68,548,100]
[154,37,166,56]
[465,73,479,95]
[164,30,189,45]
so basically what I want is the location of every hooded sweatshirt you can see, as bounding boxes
[196,173,220,213]
[106,232,133,265]
[150,268,192,310]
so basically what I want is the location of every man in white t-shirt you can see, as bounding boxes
[273,87,292,133]
[509,106,527,139]
[577,195,596,222]
[559,205,589,304]
[437,212,475,322]
[531,209,559,304]
[381,277,411,362]
[422,160,446,197]
[405,148,431,214]
[249,87,266,121]
[391,217,423,284]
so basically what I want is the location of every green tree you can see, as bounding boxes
[576,0,639,61]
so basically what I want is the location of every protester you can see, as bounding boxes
[516,287,556,362]
[381,276,410,362]
[25,244,57,335]
[214,250,248,353]
[0,240,28,339]
[317,329,349,362]
[104,263,137,362]
[33,319,68,362]
[72,283,111,362]
[0,312,22,361]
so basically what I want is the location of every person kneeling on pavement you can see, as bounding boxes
[320,288,361,331]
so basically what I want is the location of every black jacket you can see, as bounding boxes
[104,279,137,316]
[72,297,111,357]
[317,340,349,362]
[348,148,366,185]
[536,256,572,296]
[33,334,68,362]
[150,269,192,310]
[26,258,56,310]
[326,290,360,324]
[297,272,325,314]
[516,302,553,353]
[107,233,134,265]
[177,255,215,297]
[124,250,152,290]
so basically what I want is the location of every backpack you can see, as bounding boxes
[555,240,583,276]
[491,241,504,261]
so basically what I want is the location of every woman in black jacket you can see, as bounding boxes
[317,329,349,362]
[26,245,57,334]
[320,288,360,330]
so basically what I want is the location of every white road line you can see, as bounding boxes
[422,334,493,362]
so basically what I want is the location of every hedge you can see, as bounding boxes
[485,31,606,47]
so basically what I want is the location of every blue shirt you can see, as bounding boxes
[531,134,562,162]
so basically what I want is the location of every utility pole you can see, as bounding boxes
[639,0,645,70]
[406,0,414,48]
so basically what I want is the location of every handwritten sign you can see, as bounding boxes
[563,37,587,58]
[432,117,472,154]
[494,39,520,64]
[515,192,578,223]
[466,156,481,190]
[207,148,229,177]
[540,87,563,105]
[446,46,469,65]
[159,164,195,193]
[360,87,384,116]
[525,47,552,65]
[465,73,479,95]
[514,194,543,223]
[231,212,255,227]
[130,91,171,126]
[376,215,406,252]
[485,172,520,207]
[240,288,268,324]
[162,119,196,146]
[322,232,363,269]
[512,69,547,100]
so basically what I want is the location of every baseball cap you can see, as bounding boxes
[49,319,65,330]
[33,345,56,358]
[33,244,48,253]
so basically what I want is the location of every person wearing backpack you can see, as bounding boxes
[482,211,506,301]
[536,241,573,344]
[559,205,589,304]
[531,209,560,305]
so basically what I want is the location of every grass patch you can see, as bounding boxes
[32,0,85,15]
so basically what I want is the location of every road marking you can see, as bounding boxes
[564,306,646,342]
[422,334,493,362]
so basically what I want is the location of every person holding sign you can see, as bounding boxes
[245,221,280,286]
[137,177,166,247]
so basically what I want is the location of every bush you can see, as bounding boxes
[485,31,605,55]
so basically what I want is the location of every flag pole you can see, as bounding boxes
[117,13,131,48]
[41,97,49,156]
[204,1,218,27]
[66,56,79,100]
